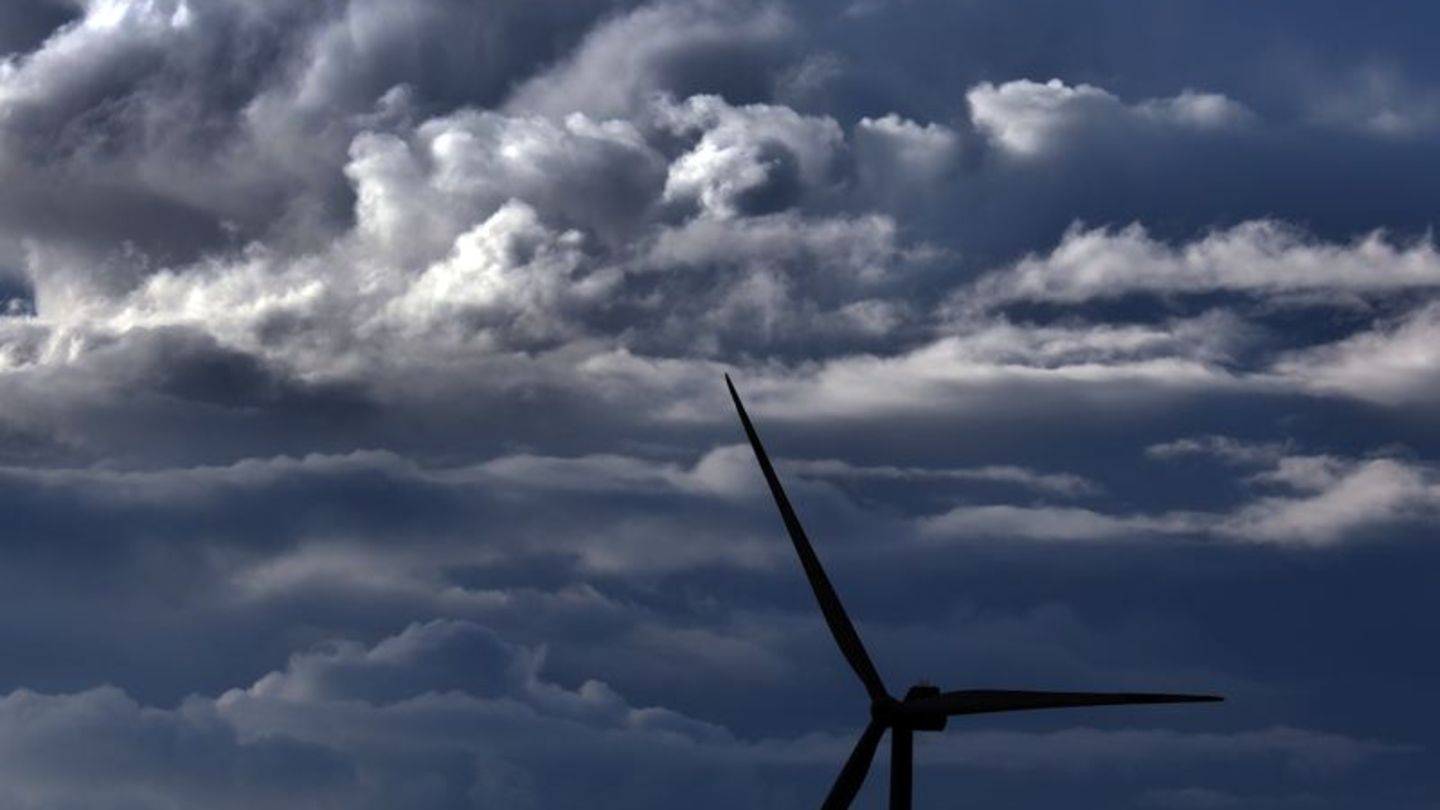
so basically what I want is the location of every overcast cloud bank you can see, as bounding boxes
[1,1,1437,807]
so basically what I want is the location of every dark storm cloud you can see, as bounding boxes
[2,0,1439,808]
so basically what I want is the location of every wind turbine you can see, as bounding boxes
[725,375,1222,810]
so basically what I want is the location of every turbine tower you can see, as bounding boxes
[725,375,1222,810]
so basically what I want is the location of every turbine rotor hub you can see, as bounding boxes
[869,695,901,725]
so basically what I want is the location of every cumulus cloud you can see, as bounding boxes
[4,2,1434,449]
[0,115,925,432]
[658,94,845,218]
[851,113,960,204]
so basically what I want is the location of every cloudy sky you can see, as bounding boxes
[1,0,1438,807]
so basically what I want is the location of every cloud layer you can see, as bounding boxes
[1,0,1438,808]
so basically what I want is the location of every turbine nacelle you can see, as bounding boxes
[871,686,948,732]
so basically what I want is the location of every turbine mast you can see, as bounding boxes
[890,728,913,810]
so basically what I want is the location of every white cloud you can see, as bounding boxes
[969,221,1440,306]
[968,79,1121,156]
[658,94,845,219]
[0,86,937,391]
[1272,301,1440,405]
[923,447,1440,547]
[967,78,1250,157]
[737,315,1246,421]
[1138,90,1254,129]
[1218,458,1438,545]
[382,201,602,347]
[346,107,665,261]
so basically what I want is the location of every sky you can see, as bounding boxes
[0,0,1438,807]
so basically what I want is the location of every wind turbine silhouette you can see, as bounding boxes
[725,375,1222,810]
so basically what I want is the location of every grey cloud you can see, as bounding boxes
[0,620,745,810]
[1138,787,1323,810]
[1298,63,1440,138]
[505,0,794,120]
[0,0,333,260]
[0,444,793,573]
[1146,436,1294,467]
[0,0,630,267]
[11,12,1438,452]
[345,107,666,257]
[0,686,355,810]
[919,504,1196,543]
[781,456,1097,497]
[850,113,960,208]
[0,619,1402,810]
[912,726,1409,777]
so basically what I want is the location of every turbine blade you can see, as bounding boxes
[823,721,886,810]
[726,375,888,701]
[909,689,1223,718]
